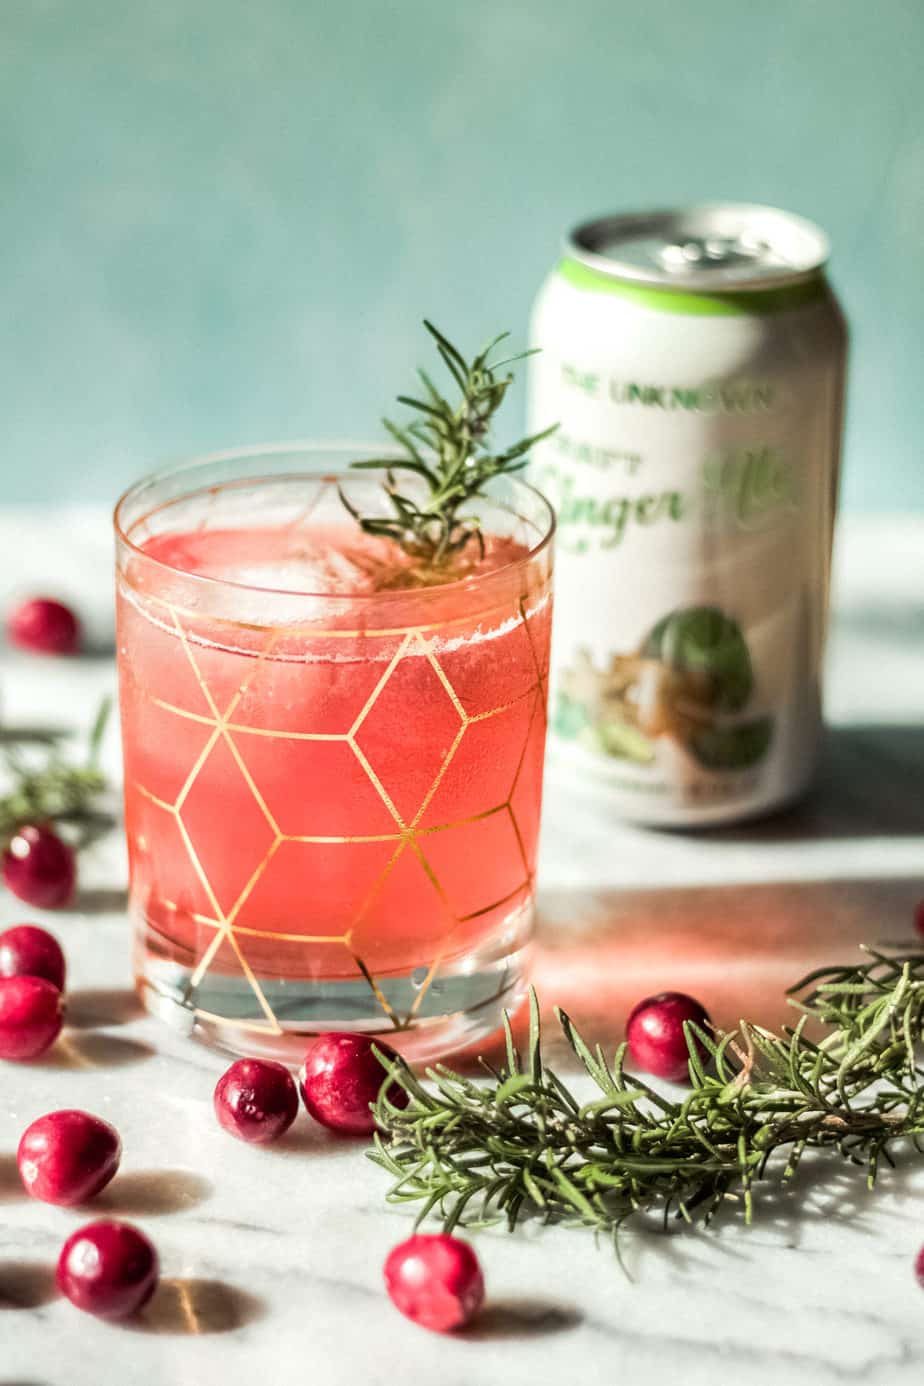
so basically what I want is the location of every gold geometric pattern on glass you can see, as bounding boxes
[134,589,548,1034]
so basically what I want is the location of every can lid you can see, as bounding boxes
[567,204,830,291]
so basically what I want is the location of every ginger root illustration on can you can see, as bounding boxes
[556,606,773,772]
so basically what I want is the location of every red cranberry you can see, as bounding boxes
[3,825,76,909]
[56,1220,158,1320]
[915,901,924,937]
[299,1032,409,1136]
[18,1110,121,1205]
[214,1058,299,1144]
[384,1234,484,1333]
[914,1245,924,1286]
[0,924,66,991]
[0,975,64,1059]
[625,990,711,1083]
[7,597,80,655]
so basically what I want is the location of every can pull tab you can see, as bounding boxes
[659,234,780,274]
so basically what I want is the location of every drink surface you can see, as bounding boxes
[528,205,847,826]
[118,521,550,1021]
[141,523,527,595]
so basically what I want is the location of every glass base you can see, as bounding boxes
[136,936,531,1066]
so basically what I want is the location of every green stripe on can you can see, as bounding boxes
[557,258,827,316]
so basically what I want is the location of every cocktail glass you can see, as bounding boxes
[115,444,554,1061]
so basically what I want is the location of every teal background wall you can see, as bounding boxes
[1,0,921,510]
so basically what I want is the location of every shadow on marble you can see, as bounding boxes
[470,873,924,1070]
[739,1144,924,1250]
[647,1162,888,1262]
[67,987,143,1029]
[0,1154,22,1205]
[80,636,116,659]
[611,1149,924,1279]
[469,1297,583,1340]
[471,1153,924,1282]
[71,811,119,855]
[73,885,128,914]
[41,1031,155,1070]
[708,724,924,843]
[130,1277,265,1334]
[94,1168,212,1217]
[268,1119,355,1158]
[0,1261,57,1310]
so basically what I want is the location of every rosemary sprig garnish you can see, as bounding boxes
[370,949,924,1243]
[0,698,111,842]
[340,322,556,567]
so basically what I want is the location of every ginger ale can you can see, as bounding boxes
[528,204,848,826]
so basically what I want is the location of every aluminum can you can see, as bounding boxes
[528,204,847,826]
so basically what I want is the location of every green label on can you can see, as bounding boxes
[557,258,828,316]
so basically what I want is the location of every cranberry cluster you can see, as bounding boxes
[0,921,156,1318]
[0,924,66,1058]
[20,1111,156,1319]
[0,918,481,1329]
[205,1035,484,1330]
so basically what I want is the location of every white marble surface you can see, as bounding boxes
[1,511,923,1386]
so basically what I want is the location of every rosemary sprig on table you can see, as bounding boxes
[370,949,924,1243]
[0,698,111,842]
[340,322,556,567]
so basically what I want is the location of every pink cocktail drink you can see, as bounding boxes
[116,450,553,1061]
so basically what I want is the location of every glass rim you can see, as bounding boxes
[114,439,556,603]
